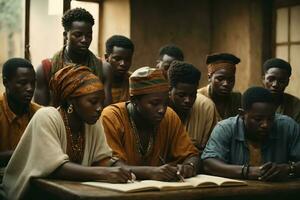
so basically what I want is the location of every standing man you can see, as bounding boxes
[0,58,40,167]
[168,61,218,152]
[156,44,184,78]
[34,8,112,106]
[202,87,300,181]
[104,35,134,103]
[262,58,300,123]
[198,53,241,121]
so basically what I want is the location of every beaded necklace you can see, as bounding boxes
[59,108,85,164]
[127,103,155,157]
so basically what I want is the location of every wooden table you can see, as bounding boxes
[29,178,300,200]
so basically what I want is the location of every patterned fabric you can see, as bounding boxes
[101,102,198,166]
[50,46,103,81]
[207,61,236,77]
[129,67,169,96]
[112,72,131,103]
[49,65,103,105]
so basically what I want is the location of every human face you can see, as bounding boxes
[243,102,275,141]
[263,68,289,96]
[72,90,104,125]
[4,67,36,105]
[134,92,169,126]
[106,46,133,78]
[169,83,197,116]
[66,21,93,55]
[210,68,235,96]
[156,54,176,78]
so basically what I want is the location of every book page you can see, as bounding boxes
[82,175,247,192]
[82,181,159,192]
[185,174,247,187]
[141,180,194,191]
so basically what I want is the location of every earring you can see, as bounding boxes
[67,104,74,114]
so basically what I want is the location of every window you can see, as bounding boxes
[0,0,25,92]
[275,4,300,97]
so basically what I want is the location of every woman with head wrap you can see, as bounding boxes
[2,65,131,200]
[101,66,199,181]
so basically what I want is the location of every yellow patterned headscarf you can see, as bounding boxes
[50,64,104,105]
[129,67,169,96]
[207,61,236,77]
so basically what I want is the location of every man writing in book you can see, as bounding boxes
[101,67,199,181]
[202,87,300,181]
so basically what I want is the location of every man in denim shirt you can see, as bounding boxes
[202,87,300,181]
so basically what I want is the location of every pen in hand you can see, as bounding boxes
[176,167,185,182]
[128,170,136,183]
[159,155,185,182]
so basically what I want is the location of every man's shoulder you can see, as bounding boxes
[284,93,300,106]
[195,93,215,105]
[102,102,127,116]
[192,93,216,112]
[198,85,209,96]
[274,113,298,125]
[217,116,239,127]
[30,101,42,112]
[230,91,242,99]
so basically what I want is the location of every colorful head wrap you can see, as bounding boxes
[206,53,240,77]
[129,67,169,96]
[50,64,104,105]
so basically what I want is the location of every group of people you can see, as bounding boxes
[0,7,300,200]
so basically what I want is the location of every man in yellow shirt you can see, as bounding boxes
[0,58,40,167]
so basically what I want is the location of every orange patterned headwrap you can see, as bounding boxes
[207,60,236,77]
[129,67,169,96]
[50,65,104,105]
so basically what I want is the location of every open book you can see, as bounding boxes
[82,174,247,193]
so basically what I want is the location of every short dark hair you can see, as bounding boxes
[2,58,34,81]
[263,58,292,76]
[105,35,134,55]
[159,44,184,61]
[242,87,274,111]
[62,8,94,31]
[168,61,201,88]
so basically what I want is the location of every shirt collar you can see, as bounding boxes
[2,93,17,123]
[2,93,33,123]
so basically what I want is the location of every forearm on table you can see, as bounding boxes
[182,155,200,173]
[114,160,154,179]
[203,158,243,179]
[50,161,107,181]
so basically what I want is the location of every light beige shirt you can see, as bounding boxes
[2,107,112,200]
